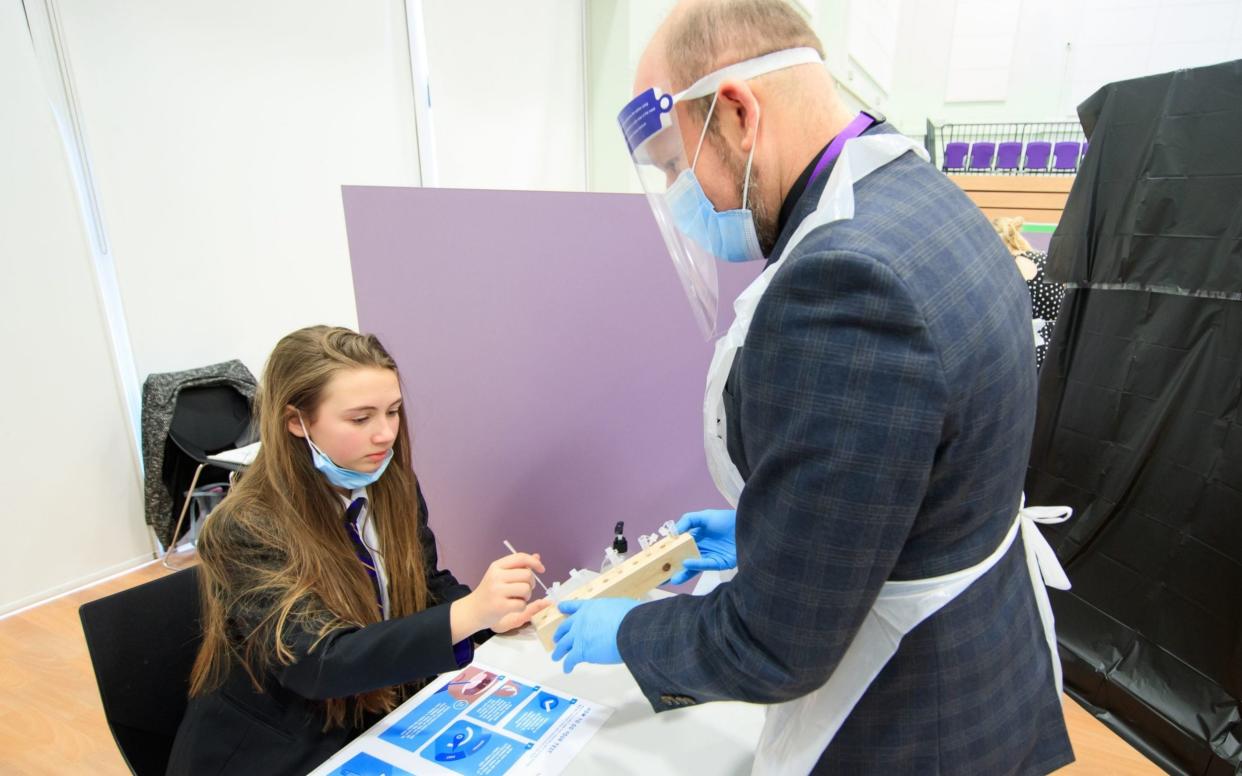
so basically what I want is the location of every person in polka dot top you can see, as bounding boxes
[992,216,1065,370]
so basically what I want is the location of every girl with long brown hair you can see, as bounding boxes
[167,326,548,774]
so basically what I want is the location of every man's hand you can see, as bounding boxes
[550,598,640,673]
[669,509,737,585]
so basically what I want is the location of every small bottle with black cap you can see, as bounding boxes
[600,521,629,571]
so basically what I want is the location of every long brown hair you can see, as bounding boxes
[189,326,430,728]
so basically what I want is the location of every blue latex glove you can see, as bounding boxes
[551,598,640,674]
[669,508,737,585]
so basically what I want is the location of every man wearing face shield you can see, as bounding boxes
[550,1,1076,773]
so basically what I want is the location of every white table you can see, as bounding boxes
[311,596,764,775]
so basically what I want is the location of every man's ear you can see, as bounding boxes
[715,80,761,153]
[286,406,306,438]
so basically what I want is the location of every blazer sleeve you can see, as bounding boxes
[617,249,948,710]
[272,600,464,700]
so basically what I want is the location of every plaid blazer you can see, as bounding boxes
[618,127,1075,775]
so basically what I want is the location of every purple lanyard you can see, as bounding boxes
[807,112,878,188]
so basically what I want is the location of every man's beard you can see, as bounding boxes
[722,143,779,257]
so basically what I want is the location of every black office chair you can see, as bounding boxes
[162,384,256,567]
[80,567,201,776]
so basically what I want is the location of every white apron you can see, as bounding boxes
[699,133,1074,775]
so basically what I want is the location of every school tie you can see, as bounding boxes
[345,496,473,667]
[344,497,384,617]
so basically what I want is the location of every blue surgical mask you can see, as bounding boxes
[667,96,764,263]
[298,414,393,490]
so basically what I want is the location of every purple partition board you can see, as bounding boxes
[1025,231,1052,252]
[343,186,761,588]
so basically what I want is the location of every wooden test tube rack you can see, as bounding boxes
[531,531,700,652]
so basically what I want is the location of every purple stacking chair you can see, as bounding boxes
[1024,141,1051,171]
[969,142,996,171]
[942,142,968,171]
[995,142,1022,171]
[1053,141,1081,171]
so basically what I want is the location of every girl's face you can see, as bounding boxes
[289,367,402,472]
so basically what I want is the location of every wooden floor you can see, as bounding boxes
[0,560,1162,775]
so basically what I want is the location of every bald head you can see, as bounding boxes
[658,0,823,93]
[634,0,839,136]
[632,0,855,256]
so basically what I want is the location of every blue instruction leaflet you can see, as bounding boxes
[466,680,537,725]
[331,752,413,776]
[380,666,501,753]
[309,662,612,776]
[503,692,575,740]
[418,720,530,775]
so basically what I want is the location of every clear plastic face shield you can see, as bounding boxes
[618,48,824,338]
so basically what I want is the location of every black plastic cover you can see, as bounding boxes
[1048,59,1242,296]
[1028,59,1242,776]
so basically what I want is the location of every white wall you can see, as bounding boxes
[582,0,1242,154]
[1,1,594,610]
[582,0,896,194]
[11,0,1237,612]
[584,0,678,193]
[54,0,424,378]
[0,2,151,613]
[841,0,900,96]
[885,0,1242,134]
[51,0,595,378]
[1066,0,1242,114]
[806,1,885,116]
[423,0,587,191]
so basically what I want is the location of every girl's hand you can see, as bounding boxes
[450,553,545,640]
[493,597,554,634]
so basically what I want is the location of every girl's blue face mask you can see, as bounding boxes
[298,413,393,490]
[665,95,764,264]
